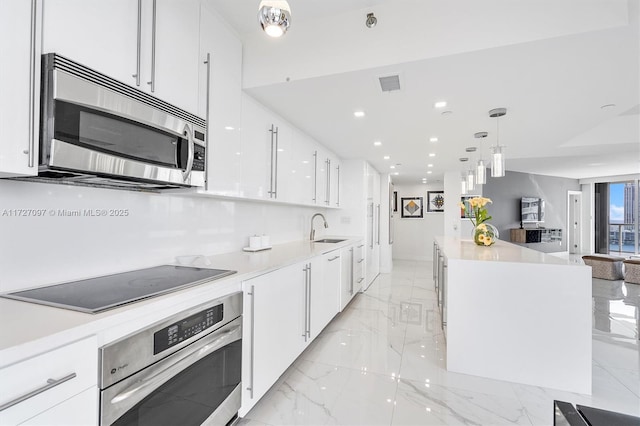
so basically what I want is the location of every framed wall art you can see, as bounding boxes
[401,197,423,218]
[427,191,445,212]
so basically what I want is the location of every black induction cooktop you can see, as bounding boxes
[2,265,236,314]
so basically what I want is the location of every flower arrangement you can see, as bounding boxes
[459,197,498,246]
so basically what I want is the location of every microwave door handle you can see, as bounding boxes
[182,126,195,182]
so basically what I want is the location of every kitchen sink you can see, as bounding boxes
[313,238,346,244]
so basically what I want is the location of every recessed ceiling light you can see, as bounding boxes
[429,137,438,142]
[427,171,432,174]
[393,172,399,175]
[354,110,365,118]
[600,104,616,110]
[441,110,453,116]
[373,141,382,146]
[434,101,447,108]
[428,153,436,157]
[224,126,234,130]
[384,155,390,160]
[427,164,433,167]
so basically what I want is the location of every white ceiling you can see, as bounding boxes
[208,0,640,184]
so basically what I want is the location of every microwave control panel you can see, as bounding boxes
[153,304,224,355]
[192,144,206,172]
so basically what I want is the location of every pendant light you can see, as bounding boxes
[258,1,291,37]
[474,131,488,185]
[464,147,476,191]
[459,158,469,194]
[489,108,506,177]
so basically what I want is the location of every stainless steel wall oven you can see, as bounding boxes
[99,292,242,426]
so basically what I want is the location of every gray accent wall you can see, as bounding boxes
[483,171,581,253]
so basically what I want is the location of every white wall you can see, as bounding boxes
[0,180,334,293]
[392,183,444,261]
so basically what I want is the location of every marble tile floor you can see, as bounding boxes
[239,259,640,426]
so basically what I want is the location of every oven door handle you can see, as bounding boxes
[101,319,241,426]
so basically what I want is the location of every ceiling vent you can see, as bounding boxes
[379,75,400,92]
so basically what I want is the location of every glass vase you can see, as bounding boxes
[472,223,499,246]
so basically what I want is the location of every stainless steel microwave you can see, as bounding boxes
[33,54,206,190]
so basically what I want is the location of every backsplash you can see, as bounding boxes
[0,180,330,292]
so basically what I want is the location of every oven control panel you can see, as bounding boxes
[153,304,224,355]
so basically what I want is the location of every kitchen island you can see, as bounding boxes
[434,236,592,394]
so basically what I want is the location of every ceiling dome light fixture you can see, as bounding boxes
[489,108,507,178]
[474,131,488,185]
[365,12,377,28]
[258,1,291,38]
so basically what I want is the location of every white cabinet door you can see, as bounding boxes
[42,0,200,114]
[0,336,97,426]
[242,263,306,412]
[339,245,354,311]
[239,95,295,202]
[330,157,342,208]
[19,386,97,426]
[310,253,339,338]
[365,164,381,288]
[153,0,200,114]
[198,4,242,195]
[240,95,273,199]
[288,130,317,205]
[314,147,329,206]
[354,242,366,293]
[42,0,137,87]
[0,0,41,177]
[272,121,293,202]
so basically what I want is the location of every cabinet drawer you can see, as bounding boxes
[0,336,97,426]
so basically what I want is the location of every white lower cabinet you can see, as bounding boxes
[0,336,98,426]
[19,386,97,426]
[241,251,342,415]
[241,262,306,414]
[311,253,339,337]
[338,242,363,311]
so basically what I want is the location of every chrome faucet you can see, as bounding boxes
[310,213,328,240]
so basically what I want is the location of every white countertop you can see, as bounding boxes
[434,236,577,265]
[0,237,361,368]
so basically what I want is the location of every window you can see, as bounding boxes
[608,181,639,254]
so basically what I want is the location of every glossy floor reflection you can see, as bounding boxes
[240,260,640,426]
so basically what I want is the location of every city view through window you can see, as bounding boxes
[609,181,639,254]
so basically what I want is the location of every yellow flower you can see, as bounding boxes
[477,223,487,231]
[459,202,466,210]
[484,236,493,246]
[477,233,486,242]
[477,197,493,207]
[469,198,479,208]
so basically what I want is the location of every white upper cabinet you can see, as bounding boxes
[42,0,137,87]
[152,0,200,114]
[330,155,342,208]
[42,0,201,114]
[289,129,317,205]
[239,94,273,199]
[0,0,41,177]
[316,150,342,208]
[199,3,242,195]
